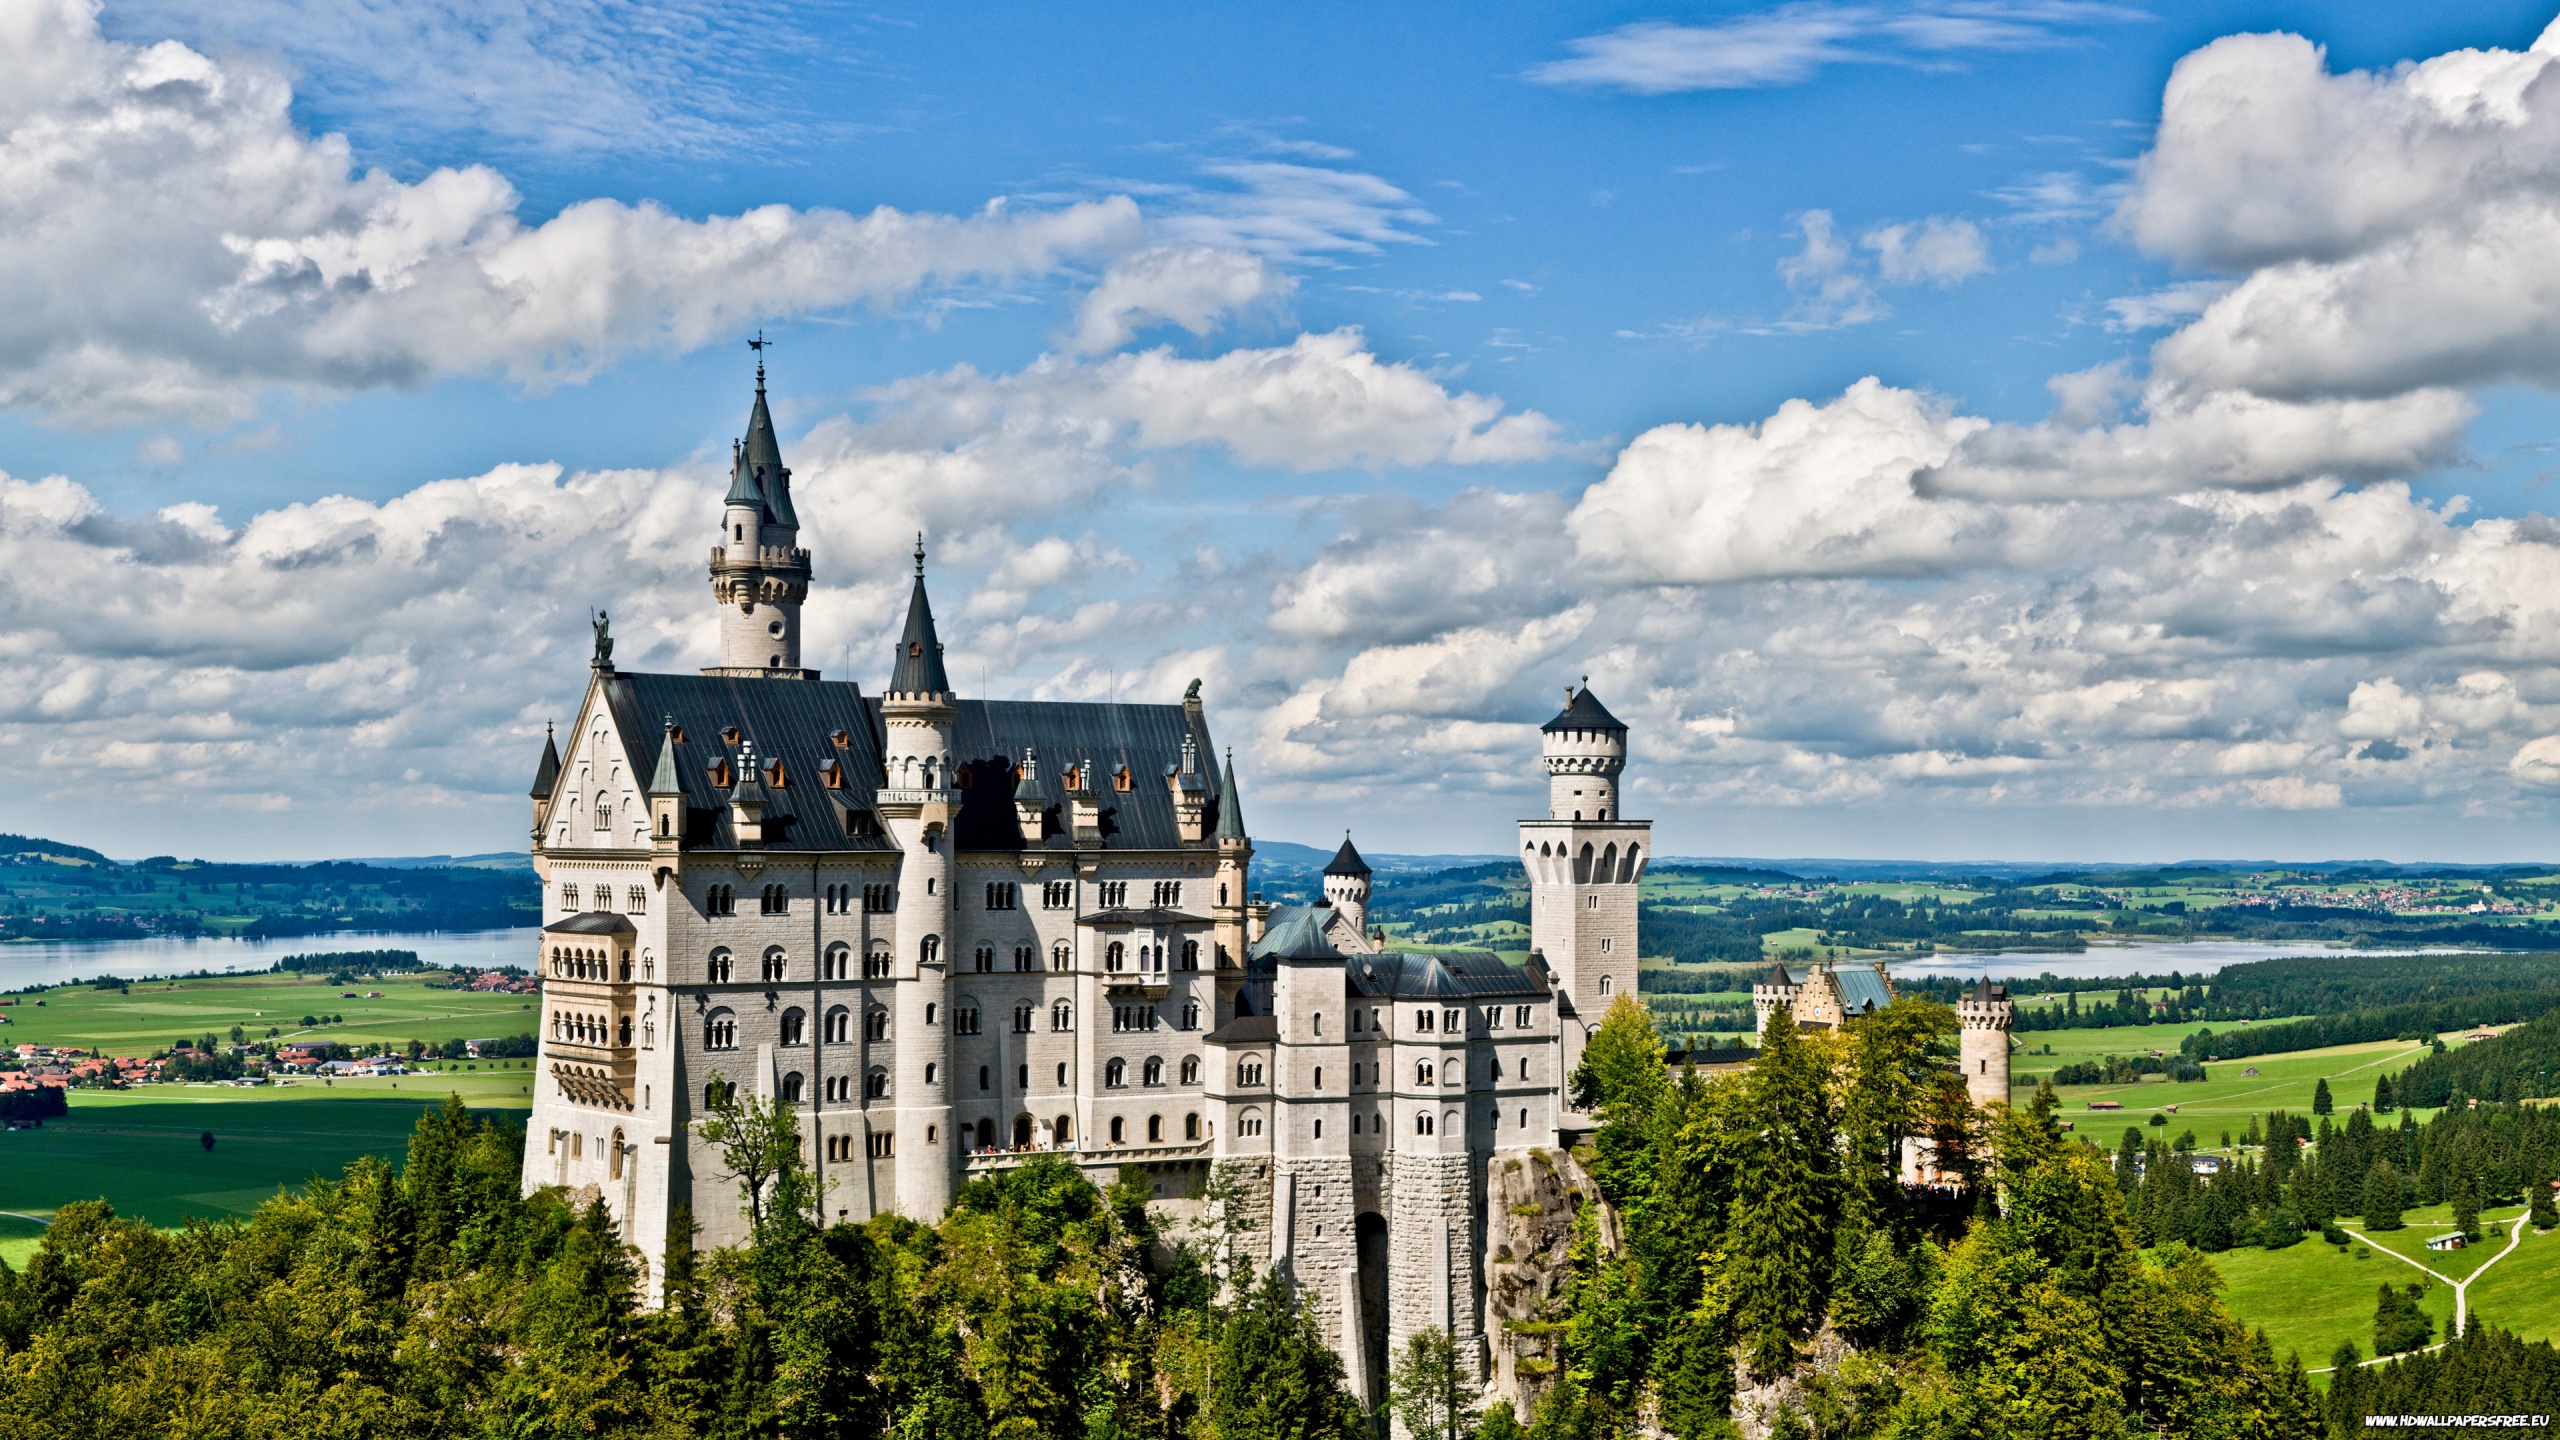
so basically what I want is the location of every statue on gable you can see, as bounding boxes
[591,610,614,671]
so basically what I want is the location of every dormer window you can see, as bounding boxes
[721,727,741,745]
[1062,766,1081,790]
[1114,766,1133,792]
[707,758,731,788]
[764,758,786,788]
[830,729,851,749]
[820,759,844,789]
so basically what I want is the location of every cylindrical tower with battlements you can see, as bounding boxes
[1542,685,1627,821]
[1957,977,2013,1108]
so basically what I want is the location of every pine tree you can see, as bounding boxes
[2452,1177,2481,1242]
[1388,1327,1476,1440]
[1723,1000,1838,1366]
[2375,1072,2396,1113]
[2314,1077,2334,1115]
[2531,1183,2558,1233]
[2365,1161,2405,1231]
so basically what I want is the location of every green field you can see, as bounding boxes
[2019,1016,2498,1140]
[0,1081,532,1232]
[2207,1234,2456,1369]
[0,968,540,1055]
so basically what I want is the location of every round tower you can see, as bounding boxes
[1321,834,1371,937]
[1751,962,1805,1037]
[1541,681,1627,820]
[1957,977,2013,1108]
[707,358,815,677]
[877,538,957,1220]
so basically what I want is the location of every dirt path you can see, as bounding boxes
[2311,1213,2532,1371]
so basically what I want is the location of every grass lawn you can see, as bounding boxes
[2461,1218,2560,1339]
[0,1077,533,1229]
[2347,1202,2527,1283]
[2204,1236,2455,1370]
[2023,1020,2494,1143]
[0,969,540,1056]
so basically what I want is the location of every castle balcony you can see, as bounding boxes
[708,544,812,571]
[873,787,959,807]
[961,1136,1210,1174]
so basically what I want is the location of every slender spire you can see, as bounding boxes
[1325,832,1371,877]
[648,716,683,797]
[1214,747,1248,841]
[530,722,561,799]
[889,536,951,695]
[739,358,796,530]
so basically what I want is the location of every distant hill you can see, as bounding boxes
[0,835,538,943]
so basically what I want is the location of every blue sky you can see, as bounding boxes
[10,0,2560,862]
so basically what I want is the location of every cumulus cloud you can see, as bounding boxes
[0,0,1142,426]
[1864,217,1990,285]
[1770,212,1991,330]
[1066,245,1294,354]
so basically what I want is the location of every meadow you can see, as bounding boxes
[1,967,540,1055]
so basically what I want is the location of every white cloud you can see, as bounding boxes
[1777,211,1884,328]
[1769,211,1990,330]
[0,0,1143,427]
[1864,217,1989,285]
[1155,162,1436,263]
[1066,245,1293,354]
[2103,279,2235,333]
[1527,4,2143,95]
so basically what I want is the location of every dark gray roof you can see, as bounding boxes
[1348,950,1551,1001]
[1213,749,1247,842]
[545,911,636,935]
[597,672,1223,855]
[730,372,797,529]
[530,724,561,799]
[1971,976,2008,1002]
[888,562,951,696]
[648,720,682,797]
[1205,1013,1276,1044]
[1831,964,1895,1016]
[1252,906,1344,961]
[1542,685,1625,734]
[1325,835,1371,877]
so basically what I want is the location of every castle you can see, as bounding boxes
[518,366,2007,1401]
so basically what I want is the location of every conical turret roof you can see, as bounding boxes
[741,369,797,530]
[529,723,561,799]
[1325,834,1370,877]
[1542,683,1626,733]
[1214,749,1248,841]
[889,540,952,695]
[648,718,683,797]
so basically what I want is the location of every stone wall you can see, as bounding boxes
[1480,1146,1597,1418]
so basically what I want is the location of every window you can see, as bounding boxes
[1179,1056,1200,1085]
[864,1009,888,1042]
[704,1011,737,1050]
[1444,1008,1460,1034]
[618,1016,632,1045]
[1416,1112,1434,1135]
[1486,1007,1503,1031]
[825,944,849,981]
[973,944,994,973]
[561,883,580,910]
[1185,1113,1201,1140]
[920,935,940,966]
[1238,1059,1264,1086]
[869,1131,895,1157]
[781,1071,804,1103]
[1105,1058,1127,1088]
[704,1078,733,1109]
[978,1066,990,1092]
[862,883,894,914]
[707,949,734,984]
[1099,881,1128,907]
[1012,1002,1034,1033]
[1152,881,1181,906]
[1143,1056,1164,1087]
[826,1075,849,1102]
[1051,941,1073,972]
[1147,1114,1164,1142]
[780,1008,806,1045]
[595,799,611,832]
[1014,945,1035,972]
[707,884,734,916]
[762,949,788,983]
[825,1008,849,1044]
[985,882,1018,910]
[627,885,645,913]
[1180,1001,1200,1030]
[1600,937,1613,953]
[1313,1066,1323,1089]
[1043,880,1073,909]
[758,883,789,915]
[1239,1109,1264,1138]
[1416,1009,1435,1033]
[866,1069,889,1100]
[1516,1005,1533,1029]
[864,945,892,980]
[954,1006,980,1035]
[1181,940,1199,971]
[924,1062,937,1085]
[1598,975,1614,997]
[824,883,844,913]
[1110,1116,1128,1143]
[1416,1060,1435,1085]
[1106,942,1126,972]
[1051,1001,1074,1031]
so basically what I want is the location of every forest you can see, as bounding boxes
[13,1004,2560,1436]
[0,834,536,942]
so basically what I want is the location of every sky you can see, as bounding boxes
[9,0,2560,863]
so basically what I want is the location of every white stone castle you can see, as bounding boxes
[518,367,1653,1397]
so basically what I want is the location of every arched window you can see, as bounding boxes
[1620,843,1641,883]
[1599,842,1618,882]
[707,948,733,984]
[705,1079,733,1109]
[762,947,787,983]
[1143,1056,1164,1087]
[1184,1112,1201,1140]
[1180,1056,1200,1085]
[1106,942,1125,972]
[1013,1001,1035,1033]
[1052,1001,1073,1031]
[1238,1058,1264,1086]
[920,935,941,966]
[1105,1058,1127,1088]
[1053,1114,1073,1144]
[1014,944,1035,972]
[1417,1060,1435,1085]
[1052,941,1073,972]
[1110,1116,1127,1144]
[595,798,612,832]
[704,1009,737,1050]
[1239,1108,1264,1138]
[974,944,994,973]
[825,943,849,980]
[617,1015,632,1046]
[865,944,892,980]
[825,1007,849,1044]
[1181,940,1199,971]
[865,1009,888,1042]
[1147,1114,1164,1142]
[609,1128,624,1178]
[865,1069,889,1099]
[1599,975,1614,997]
[781,1072,804,1103]
[1416,1111,1434,1135]
[780,1008,806,1046]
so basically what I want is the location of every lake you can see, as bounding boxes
[0,928,540,991]
[1884,938,2480,984]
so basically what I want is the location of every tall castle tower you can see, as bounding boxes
[878,540,958,1217]
[1957,978,2013,1108]
[1322,835,1371,938]
[1519,683,1647,1131]
[706,360,817,678]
